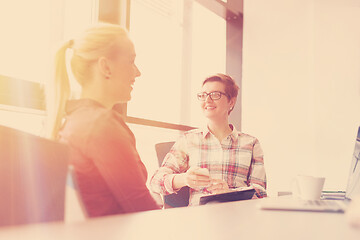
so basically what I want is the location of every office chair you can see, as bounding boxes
[0,125,69,227]
[155,142,190,208]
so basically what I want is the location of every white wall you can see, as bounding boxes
[242,0,360,196]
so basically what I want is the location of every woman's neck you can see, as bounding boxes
[81,85,114,109]
[207,119,232,142]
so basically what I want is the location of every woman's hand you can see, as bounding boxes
[150,191,164,209]
[206,178,230,194]
[184,166,212,190]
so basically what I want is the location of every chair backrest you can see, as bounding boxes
[0,125,69,227]
[155,142,189,208]
[155,142,176,167]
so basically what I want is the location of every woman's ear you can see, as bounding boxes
[98,57,112,79]
[229,97,236,110]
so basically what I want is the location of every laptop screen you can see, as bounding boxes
[345,126,360,200]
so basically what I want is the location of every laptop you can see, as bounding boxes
[260,126,360,213]
[0,125,69,227]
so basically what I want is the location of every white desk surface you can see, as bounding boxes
[0,198,359,240]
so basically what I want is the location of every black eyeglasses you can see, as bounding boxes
[197,91,229,101]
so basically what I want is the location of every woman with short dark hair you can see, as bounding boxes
[151,73,267,206]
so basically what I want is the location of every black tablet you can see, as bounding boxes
[199,188,255,205]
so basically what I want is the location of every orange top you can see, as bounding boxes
[59,99,159,217]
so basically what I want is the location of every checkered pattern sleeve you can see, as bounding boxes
[150,135,190,195]
[247,138,267,198]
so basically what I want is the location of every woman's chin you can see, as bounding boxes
[203,112,228,122]
[114,95,131,104]
[203,112,217,119]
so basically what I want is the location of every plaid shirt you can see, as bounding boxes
[150,125,267,206]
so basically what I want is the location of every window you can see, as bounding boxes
[0,0,97,135]
[127,0,183,125]
[127,0,226,128]
[0,0,53,84]
[189,1,226,127]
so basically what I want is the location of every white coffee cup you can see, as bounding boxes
[292,175,325,200]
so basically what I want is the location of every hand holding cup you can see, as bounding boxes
[206,178,230,194]
[185,166,212,190]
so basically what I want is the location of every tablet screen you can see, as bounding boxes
[199,188,255,205]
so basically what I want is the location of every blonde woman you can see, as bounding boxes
[47,23,160,217]
[150,74,267,206]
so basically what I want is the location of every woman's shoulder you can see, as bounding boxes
[77,106,124,130]
[237,132,260,143]
[66,101,128,142]
[90,109,128,137]
[66,99,123,127]
[182,128,206,139]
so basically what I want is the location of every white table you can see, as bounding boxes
[0,198,359,240]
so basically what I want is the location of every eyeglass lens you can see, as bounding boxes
[197,92,222,101]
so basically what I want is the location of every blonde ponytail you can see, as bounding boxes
[46,40,72,140]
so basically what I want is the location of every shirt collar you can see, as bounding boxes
[229,124,239,141]
[65,99,124,115]
[201,125,212,139]
[201,124,239,141]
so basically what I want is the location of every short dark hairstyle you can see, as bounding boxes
[202,73,239,114]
